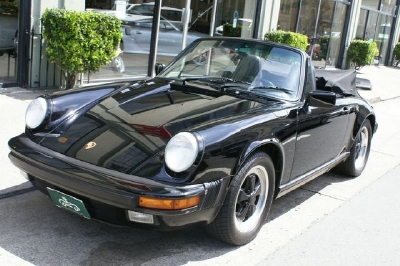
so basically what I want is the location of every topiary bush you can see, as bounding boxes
[222,24,251,37]
[347,40,377,70]
[264,30,308,51]
[393,42,400,66]
[317,35,330,60]
[41,9,122,89]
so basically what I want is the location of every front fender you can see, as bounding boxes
[236,138,285,194]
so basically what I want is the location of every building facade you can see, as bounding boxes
[0,0,399,88]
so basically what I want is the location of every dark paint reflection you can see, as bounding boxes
[40,81,274,181]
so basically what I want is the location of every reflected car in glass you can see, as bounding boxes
[8,37,377,246]
[120,17,208,56]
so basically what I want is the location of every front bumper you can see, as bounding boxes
[8,135,229,228]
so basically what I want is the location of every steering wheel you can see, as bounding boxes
[192,53,207,66]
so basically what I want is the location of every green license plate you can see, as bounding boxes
[47,187,91,219]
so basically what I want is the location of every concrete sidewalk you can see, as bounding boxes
[259,164,400,266]
[356,65,400,103]
[0,65,399,198]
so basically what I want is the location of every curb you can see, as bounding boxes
[367,97,382,104]
[0,185,36,200]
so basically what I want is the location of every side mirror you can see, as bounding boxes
[155,63,165,75]
[308,90,336,107]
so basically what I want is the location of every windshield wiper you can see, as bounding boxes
[222,87,283,102]
[250,86,294,94]
[178,77,250,87]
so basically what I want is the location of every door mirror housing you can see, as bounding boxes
[155,63,165,75]
[308,90,336,107]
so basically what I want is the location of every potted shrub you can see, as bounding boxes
[222,24,251,37]
[393,42,400,67]
[264,30,308,51]
[347,40,377,70]
[317,35,330,60]
[41,9,122,89]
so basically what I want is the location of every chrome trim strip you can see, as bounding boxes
[277,152,350,198]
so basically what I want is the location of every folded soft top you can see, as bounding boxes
[315,69,357,95]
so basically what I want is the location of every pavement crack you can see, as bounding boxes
[371,150,399,157]
[299,187,346,202]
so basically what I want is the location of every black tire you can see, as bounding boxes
[336,119,372,177]
[206,152,275,245]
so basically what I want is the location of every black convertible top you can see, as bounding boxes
[315,69,357,95]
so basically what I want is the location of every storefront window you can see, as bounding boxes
[361,0,380,9]
[295,0,348,68]
[357,0,397,65]
[364,11,379,41]
[0,0,18,84]
[325,2,347,67]
[381,0,397,13]
[278,0,300,32]
[86,0,212,82]
[298,0,319,38]
[356,9,368,39]
[375,14,392,61]
[214,0,256,38]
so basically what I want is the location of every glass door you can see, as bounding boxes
[85,0,213,82]
[214,0,256,38]
[325,1,348,67]
[0,0,18,85]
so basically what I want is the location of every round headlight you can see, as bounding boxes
[25,97,48,129]
[165,132,199,173]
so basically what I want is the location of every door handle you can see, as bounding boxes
[341,107,350,114]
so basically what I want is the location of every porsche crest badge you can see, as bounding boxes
[84,141,97,150]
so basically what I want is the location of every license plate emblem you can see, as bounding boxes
[47,187,91,219]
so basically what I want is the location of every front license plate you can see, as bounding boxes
[47,187,91,219]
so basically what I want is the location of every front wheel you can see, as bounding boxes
[336,119,372,177]
[206,152,275,245]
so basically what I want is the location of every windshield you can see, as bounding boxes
[158,39,303,100]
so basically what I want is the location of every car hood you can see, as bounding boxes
[38,79,279,178]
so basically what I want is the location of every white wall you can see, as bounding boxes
[259,0,281,38]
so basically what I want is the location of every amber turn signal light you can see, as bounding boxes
[138,195,200,210]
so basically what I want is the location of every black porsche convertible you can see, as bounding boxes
[8,37,377,245]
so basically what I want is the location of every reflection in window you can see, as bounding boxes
[362,0,380,10]
[381,0,397,13]
[215,0,255,38]
[278,0,300,32]
[296,0,348,68]
[325,3,347,67]
[356,9,368,40]
[0,0,18,83]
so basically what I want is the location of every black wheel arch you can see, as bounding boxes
[366,114,377,135]
[234,140,284,199]
[353,114,376,139]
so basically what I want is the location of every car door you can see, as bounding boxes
[132,19,182,56]
[131,20,153,53]
[157,22,183,55]
[290,60,351,179]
